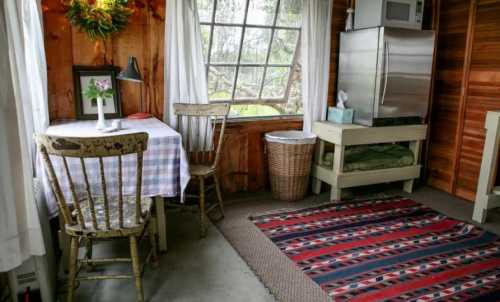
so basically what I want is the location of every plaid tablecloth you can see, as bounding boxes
[41,118,190,218]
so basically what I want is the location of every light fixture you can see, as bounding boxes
[117,56,152,119]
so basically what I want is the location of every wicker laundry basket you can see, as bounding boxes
[265,131,317,201]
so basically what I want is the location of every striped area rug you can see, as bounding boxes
[250,197,500,301]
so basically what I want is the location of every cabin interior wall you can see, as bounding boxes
[42,0,348,193]
[43,0,500,198]
[427,0,500,202]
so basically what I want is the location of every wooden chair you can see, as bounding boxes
[36,133,157,302]
[173,103,230,237]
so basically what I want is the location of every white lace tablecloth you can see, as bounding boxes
[41,118,190,218]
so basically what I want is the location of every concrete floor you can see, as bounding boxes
[64,209,275,302]
[61,185,500,301]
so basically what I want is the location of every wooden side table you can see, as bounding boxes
[311,121,427,201]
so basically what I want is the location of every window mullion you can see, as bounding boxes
[230,0,251,101]
[258,0,281,100]
[200,22,300,31]
[284,30,301,102]
[211,63,292,68]
[205,0,218,77]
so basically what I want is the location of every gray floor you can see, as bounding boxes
[61,185,500,301]
[63,209,275,302]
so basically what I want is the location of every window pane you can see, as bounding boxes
[230,104,281,117]
[287,66,302,113]
[208,66,236,101]
[197,0,214,23]
[210,26,242,64]
[269,29,299,64]
[200,25,211,63]
[235,67,264,99]
[277,0,302,28]
[247,0,277,26]
[215,0,247,24]
[240,28,271,64]
[262,67,290,98]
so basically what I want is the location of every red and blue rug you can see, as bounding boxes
[250,197,500,301]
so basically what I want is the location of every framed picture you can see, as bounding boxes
[73,65,122,120]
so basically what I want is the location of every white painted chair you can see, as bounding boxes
[473,111,500,223]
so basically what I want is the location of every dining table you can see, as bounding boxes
[41,117,190,255]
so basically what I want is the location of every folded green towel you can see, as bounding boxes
[322,144,414,172]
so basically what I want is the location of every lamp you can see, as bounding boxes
[117,56,152,119]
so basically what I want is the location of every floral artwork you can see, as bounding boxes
[73,66,122,120]
[84,79,114,102]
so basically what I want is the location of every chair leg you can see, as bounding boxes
[199,177,207,238]
[84,238,93,271]
[129,236,144,302]
[147,220,159,267]
[67,237,79,302]
[213,174,224,218]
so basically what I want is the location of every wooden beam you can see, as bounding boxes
[422,0,441,182]
[451,0,477,193]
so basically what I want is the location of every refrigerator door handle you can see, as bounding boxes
[381,41,390,105]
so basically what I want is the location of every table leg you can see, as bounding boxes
[155,196,167,252]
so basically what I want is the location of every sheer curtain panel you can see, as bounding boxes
[1,0,48,272]
[301,0,333,133]
[164,0,212,152]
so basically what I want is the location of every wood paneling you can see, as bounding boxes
[455,0,500,200]
[42,0,165,120]
[427,0,500,201]
[328,0,349,106]
[218,119,303,193]
[427,0,471,192]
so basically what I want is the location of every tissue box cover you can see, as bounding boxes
[328,107,354,124]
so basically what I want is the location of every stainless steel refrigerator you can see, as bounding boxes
[337,27,435,126]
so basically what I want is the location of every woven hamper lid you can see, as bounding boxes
[264,130,317,145]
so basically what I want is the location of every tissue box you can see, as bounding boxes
[328,107,354,124]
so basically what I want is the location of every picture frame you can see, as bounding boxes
[73,65,122,120]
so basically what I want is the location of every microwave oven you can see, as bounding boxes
[354,0,424,30]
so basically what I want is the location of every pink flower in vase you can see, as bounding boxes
[95,79,111,91]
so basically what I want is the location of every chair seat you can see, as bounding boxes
[68,196,153,236]
[189,164,215,177]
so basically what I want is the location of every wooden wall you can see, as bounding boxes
[42,0,348,193]
[42,0,165,120]
[218,119,303,193]
[427,0,500,201]
[426,1,471,192]
[328,0,350,105]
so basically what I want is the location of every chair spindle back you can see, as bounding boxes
[36,133,149,231]
[173,103,230,168]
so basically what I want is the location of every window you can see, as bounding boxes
[197,0,303,118]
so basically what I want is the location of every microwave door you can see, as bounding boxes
[377,28,435,120]
[384,0,423,30]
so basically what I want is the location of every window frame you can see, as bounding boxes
[200,0,302,105]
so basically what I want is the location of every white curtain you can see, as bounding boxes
[301,0,333,134]
[0,0,48,272]
[164,0,212,151]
